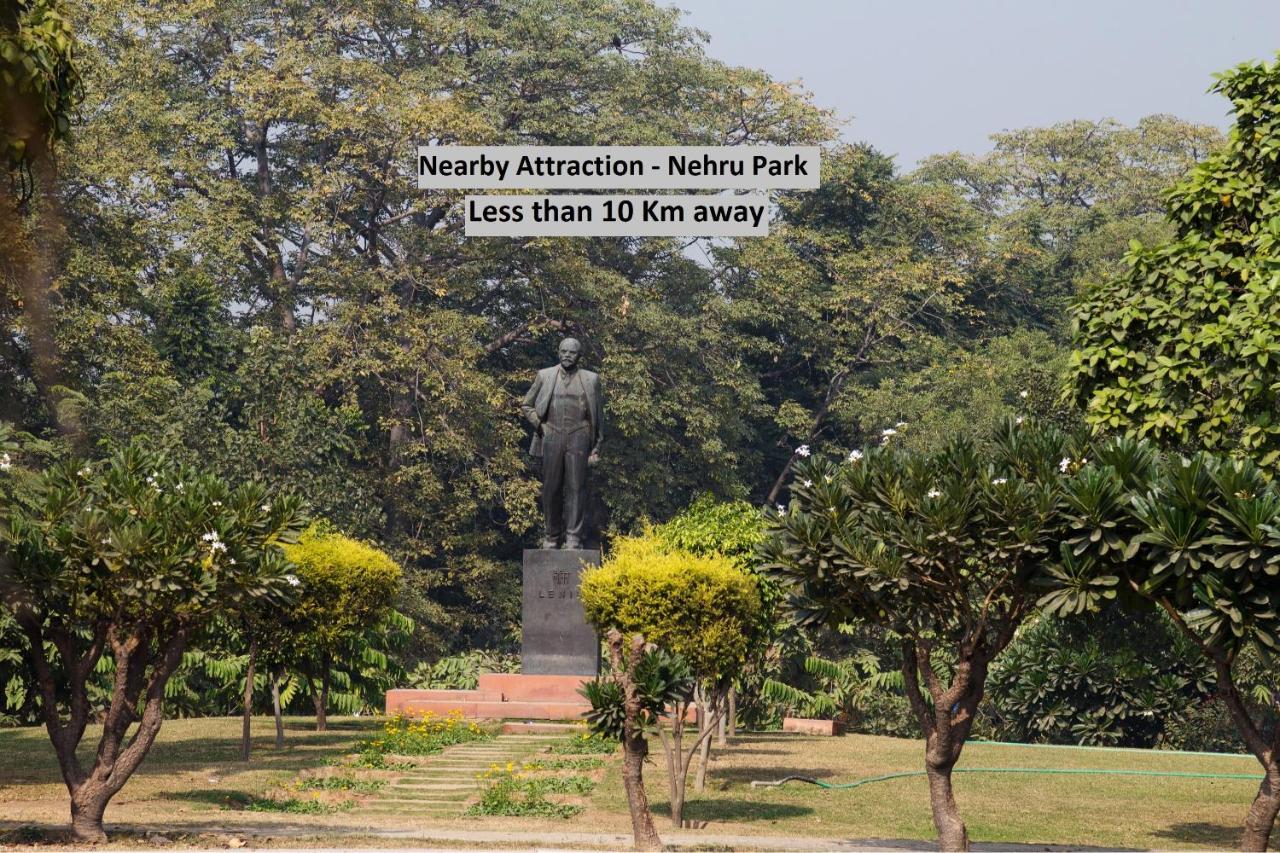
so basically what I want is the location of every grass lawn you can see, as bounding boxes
[581,732,1261,850]
[0,716,1265,849]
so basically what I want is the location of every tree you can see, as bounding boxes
[759,420,1105,851]
[0,443,305,841]
[1064,438,1280,851]
[581,633,692,851]
[1069,58,1280,468]
[40,0,830,660]
[580,534,762,826]
[652,494,769,738]
[280,524,401,731]
[1,0,83,441]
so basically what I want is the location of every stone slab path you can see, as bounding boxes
[361,734,565,818]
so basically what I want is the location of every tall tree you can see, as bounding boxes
[1070,59,1280,469]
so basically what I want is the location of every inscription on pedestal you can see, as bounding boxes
[522,549,601,676]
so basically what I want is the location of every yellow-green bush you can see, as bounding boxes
[580,533,762,682]
[282,524,401,649]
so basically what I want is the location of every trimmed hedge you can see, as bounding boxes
[580,533,761,681]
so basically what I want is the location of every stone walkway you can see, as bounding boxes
[361,734,564,818]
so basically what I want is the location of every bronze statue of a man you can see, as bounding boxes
[520,338,603,549]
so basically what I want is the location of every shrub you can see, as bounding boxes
[580,534,762,682]
[982,608,1213,747]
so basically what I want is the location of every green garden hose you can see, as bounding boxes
[750,767,1263,790]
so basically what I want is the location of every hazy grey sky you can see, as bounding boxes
[668,0,1280,168]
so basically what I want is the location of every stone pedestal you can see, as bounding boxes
[521,548,601,676]
[383,549,601,720]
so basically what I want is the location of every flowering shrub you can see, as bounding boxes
[466,761,593,818]
[357,711,491,757]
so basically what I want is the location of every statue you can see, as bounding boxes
[520,338,603,549]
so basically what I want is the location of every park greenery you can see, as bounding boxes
[5,0,1280,849]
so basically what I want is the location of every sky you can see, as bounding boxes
[667,0,1280,169]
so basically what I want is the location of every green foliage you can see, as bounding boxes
[761,419,1102,643]
[0,0,82,168]
[760,652,903,723]
[1070,57,1280,467]
[279,524,400,661]
[4,443,306,632]
[544,731,620,755]
[466,765,587,819]
[982,609,1214,747]
[580,646,694,741]
[651,494,765,565]
[408,649,519,690]
[580,534,762,684]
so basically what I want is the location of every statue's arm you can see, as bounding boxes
[520,372,543,427]
[591,376,604,451]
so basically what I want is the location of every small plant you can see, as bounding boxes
[466,764,587,819]
[520,756,606,771]
[544,731,619,755]
[293,775,385,793]
[358,711,491,756]
[343,749,414,770]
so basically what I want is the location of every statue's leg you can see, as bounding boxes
[542,430,565,547]
[562,428,590,548]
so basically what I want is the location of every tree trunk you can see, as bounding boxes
[69,785,109,843]
[620,734,662,850]
[695,700,713,792]
[606,630,663,850]
[727,686,737,739]
[1241,770,1280,852]
[661,700,689,828]
[925,754,969,851]
[240,635,257,762]
[317,659,330,732]
[271,667,285,749]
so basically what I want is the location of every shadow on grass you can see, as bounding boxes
[649,798,813,822]
[1152,821,1240,848]
[712,765,842,786]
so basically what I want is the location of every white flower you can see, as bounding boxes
[775,504,787,516]
[209,541,227,553]
[848,449,864,463]
[881,428,897,437]
[1019,390,1029,399]
[0,452,10,471]
[1059,457,1071,473]
[202,531,220,543]
[175,482,184,493]
[100,538,110,545]
[795,444,811,458]
[1015,416,1024,425]
[992,477,1008,486]
[927,488,941,499]
[801,479,813,488]
[77,466,91,478]
[212,500,222,507]
[260,503,271,512]
[227,558,236,565]
[285,573,301,587]
[895,421,908,429]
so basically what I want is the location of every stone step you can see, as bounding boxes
[386,697,591,720]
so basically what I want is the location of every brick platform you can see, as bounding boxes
[385,672,593,721]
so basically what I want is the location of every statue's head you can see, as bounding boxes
[558,338,582,370]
